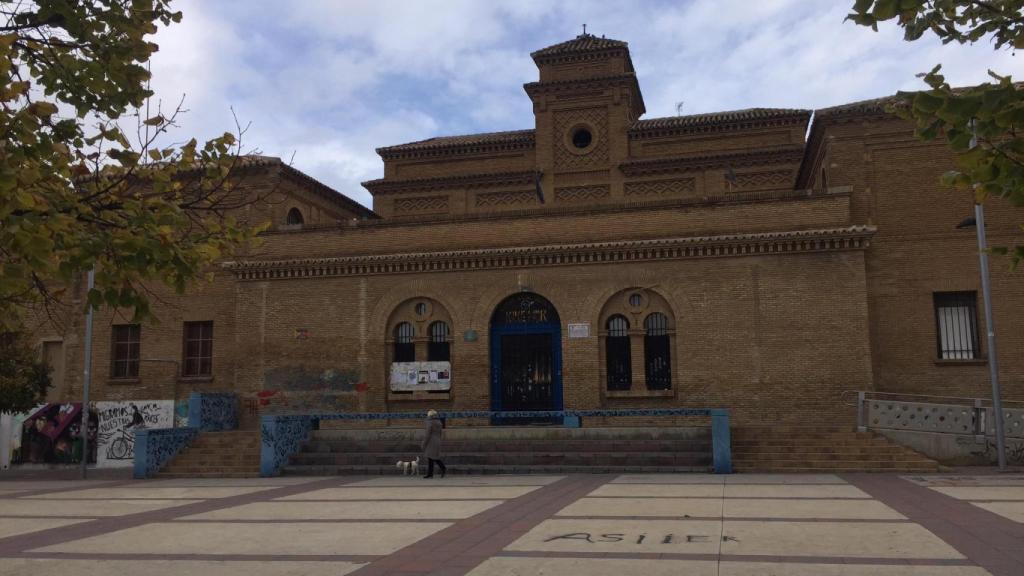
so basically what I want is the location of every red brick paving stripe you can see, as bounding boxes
[584,495,871,499]
[495,550,978,566]
[0,480,137,499]
[7,551,380,562]
[0,477,361,555]
[346,474,612,576]
[842,474,1024,576]
[553,515,914,523]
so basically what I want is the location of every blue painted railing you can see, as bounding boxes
[261,415,314,476]
[262,408,732,475]
[188,392,238,431]
[133,427,199,479]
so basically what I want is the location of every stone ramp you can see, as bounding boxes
[283,426,713,476]
[731,425,941,473]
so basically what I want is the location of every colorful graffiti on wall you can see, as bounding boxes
[95,400,173,468]
[253,367,365,415]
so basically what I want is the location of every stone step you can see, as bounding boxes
[289,451,712,467]
[732,448,919,457]
[732,459,938,468]
[299,441,712,454]
[733,466,939,473]
[156,472,261,478]
[281,464,711,476]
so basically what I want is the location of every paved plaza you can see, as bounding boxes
[0,472,1021,575]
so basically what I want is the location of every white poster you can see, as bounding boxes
[95,400,173,468]
[389,361,452,392]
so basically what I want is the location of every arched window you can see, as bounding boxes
[644,313,671,390]
[393,322,415,362]
[605,315,631,390]
[428,321,450,362]
[286,207,304,225]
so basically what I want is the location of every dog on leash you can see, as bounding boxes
[395,457,419,475]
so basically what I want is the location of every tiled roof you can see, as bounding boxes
[631,108,811,132]
[376,129,535,155]
[233,156,378,219]
[815,95,903,119]
[531,34,628,59]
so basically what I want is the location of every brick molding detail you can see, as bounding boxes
[728,169,793,191]
[394,195,450,214]
[555,185,610,202]
[475,190,538,208]
[224,225,876,281]
[624,178,696,197]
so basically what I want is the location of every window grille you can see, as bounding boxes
[111,324,140,379]
[182,321,213,377]
[285,207,304,225]
[428,321,450,362]
[605,315,631,390]
[934,292,979,360]
[644,313,671,390]
[393,322,415,362]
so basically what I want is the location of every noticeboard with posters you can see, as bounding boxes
[389,362,452,392]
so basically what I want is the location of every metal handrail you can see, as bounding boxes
[841,390,1024,409]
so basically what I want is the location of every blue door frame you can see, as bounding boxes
[489,321,563,413]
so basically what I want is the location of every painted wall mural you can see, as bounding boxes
[255,367,364,415]
[95,400,173,468]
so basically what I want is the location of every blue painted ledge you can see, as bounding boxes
[263,408,732,475]
[261,415,314,477]
[134,427,199,479]
[188,392,239,432]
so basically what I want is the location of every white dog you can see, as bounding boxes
[395,457,419,475]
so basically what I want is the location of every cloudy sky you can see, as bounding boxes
[147,0,1021,208]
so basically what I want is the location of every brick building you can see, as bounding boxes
[36,34,1024,427]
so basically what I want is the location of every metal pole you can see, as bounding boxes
[80,269,95,479]
[974,203,1007,469]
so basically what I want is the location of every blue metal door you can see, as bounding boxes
[489,293,563,420]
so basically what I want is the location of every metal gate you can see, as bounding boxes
[490,293,562,422]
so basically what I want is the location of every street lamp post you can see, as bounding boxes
[957,205,1008,469]
[79,269,94,480]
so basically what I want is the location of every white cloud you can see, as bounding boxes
[144,0,1024,209]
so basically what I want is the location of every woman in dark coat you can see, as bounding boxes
[421,409,446,478]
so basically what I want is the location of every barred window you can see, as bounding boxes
[934,292,979,360]
[605,315,631,390]
[286,207,304,225]
[182,321,213,377]
[428,321,450,362]
[111,324,140,379]
[393,322,415,362]
[644,313,671,390]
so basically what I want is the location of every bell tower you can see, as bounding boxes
[525,33,645,205]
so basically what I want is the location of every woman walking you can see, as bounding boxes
[421,409,446,478]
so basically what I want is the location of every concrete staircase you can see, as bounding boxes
[731,426,941,473]
[282,427,713,475]
[156,431,261,478]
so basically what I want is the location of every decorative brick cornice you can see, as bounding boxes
[376,130,535,161]
[363,171,539,196]
[225,226,875,282]
[619,145,805,178]
[630,109,810,140]
[523,74,646,117]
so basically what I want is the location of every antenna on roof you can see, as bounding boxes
[676,101,685,116]
[582,23,587,36]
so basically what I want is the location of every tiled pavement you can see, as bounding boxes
[0,472,1021,575]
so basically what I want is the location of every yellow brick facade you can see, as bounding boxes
[33,35,1024,427]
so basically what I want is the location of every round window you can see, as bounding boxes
[571,127,592,149]
[629,293,643,307]
[415,302,428,316]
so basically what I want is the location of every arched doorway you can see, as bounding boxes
[489,292,563,420]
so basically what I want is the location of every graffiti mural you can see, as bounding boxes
[95,400,173,468]
[257,367,364,415]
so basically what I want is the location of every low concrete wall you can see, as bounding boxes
[876,429,1024,466]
